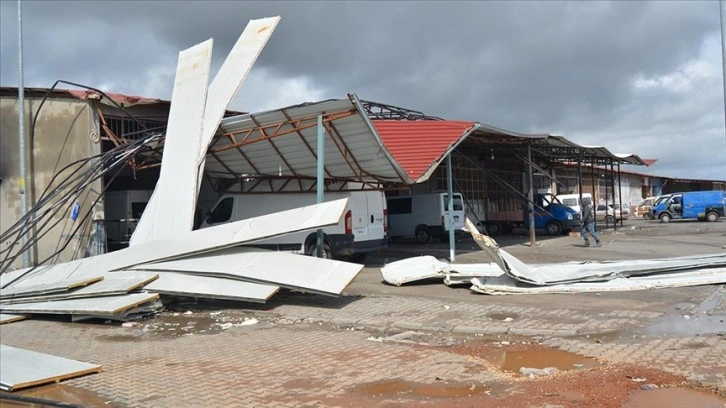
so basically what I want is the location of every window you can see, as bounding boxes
[443,195,464,211]
[562,198,577,207]
[209,197,234,223]
[387,198,412,215]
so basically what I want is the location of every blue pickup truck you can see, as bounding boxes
[481,193,581,236]
[651,190,726,223]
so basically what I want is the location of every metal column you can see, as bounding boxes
[590,162,597,230]
[17,0,30,268]
[577,150,584,215]
[527,145,535,247]
[610,159,616,232]
[617,161,623,227]
[446,154,456,261]
[316,115,324,257]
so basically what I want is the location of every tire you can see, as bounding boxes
[545,220,563,236]
[501,222,514,234]
[306,243,332,259]
[706,211,719,222]
[605,215,615,224]
[485,221,501,237]
[659,213,671,223]
[415,225,433,244]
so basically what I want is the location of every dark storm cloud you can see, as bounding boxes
[1,1,723,179]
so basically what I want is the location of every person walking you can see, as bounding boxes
[581,203,601,247]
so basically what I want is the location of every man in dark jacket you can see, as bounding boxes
[581,203,601,247]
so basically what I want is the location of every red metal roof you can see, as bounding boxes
[373,120,477,182]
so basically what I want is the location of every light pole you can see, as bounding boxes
[17,0,31,268]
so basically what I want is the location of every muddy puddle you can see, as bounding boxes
[497,348,600,375]
[622,387,726,408]
[0,383,117,407]
[357,378,489,398]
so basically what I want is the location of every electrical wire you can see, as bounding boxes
[1,80,166,277]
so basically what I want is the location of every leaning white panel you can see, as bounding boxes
[129,247,363,296]
[143,273,279,303]
[195,17,281,193]
[0,345,102,391]
[131,38,213,245]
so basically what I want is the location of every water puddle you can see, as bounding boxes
[357,378,488,398]
[497,349,600,376]
[1,383,117,407]
[622,387,726,408]
[96,312,260,341]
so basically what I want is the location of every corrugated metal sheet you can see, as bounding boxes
[372,120,477,182]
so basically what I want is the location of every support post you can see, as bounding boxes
[617,161,623,227]
[17,0,30,268]
[577,150,584,216]
[590,162,597,230]
[610,159,616,231]
[446,154,455,261]
[527,145,535,247]
[316,114,324,257]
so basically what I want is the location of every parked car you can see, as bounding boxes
[635,197,657,219]
[595,204,625,223]
[612,203,630,220]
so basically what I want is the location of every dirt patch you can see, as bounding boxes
[313,339,712,408]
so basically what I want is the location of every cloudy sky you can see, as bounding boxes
[1,1,725,180]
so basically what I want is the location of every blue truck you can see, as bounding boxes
[651,190,726,223]
[481,193,581,236]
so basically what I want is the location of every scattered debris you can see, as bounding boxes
[381,218,726,295]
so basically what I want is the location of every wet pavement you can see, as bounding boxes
[1,217,725,407]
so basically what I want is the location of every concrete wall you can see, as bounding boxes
[1,96,101,270]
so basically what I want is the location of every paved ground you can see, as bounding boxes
[1,217,725,407]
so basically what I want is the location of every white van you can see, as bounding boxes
[200,190,387,260]
[556,193,593,215]
[386,192,465,244]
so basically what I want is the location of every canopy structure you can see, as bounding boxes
[203,94,650,194]
[203,94,480,192]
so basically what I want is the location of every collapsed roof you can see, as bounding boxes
[203,95,648,192]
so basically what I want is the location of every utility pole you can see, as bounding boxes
[720,1,726,147]
[17,0,31,268]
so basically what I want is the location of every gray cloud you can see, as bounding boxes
[1,0,724,179]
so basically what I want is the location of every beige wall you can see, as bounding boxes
[1,96,101,270]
